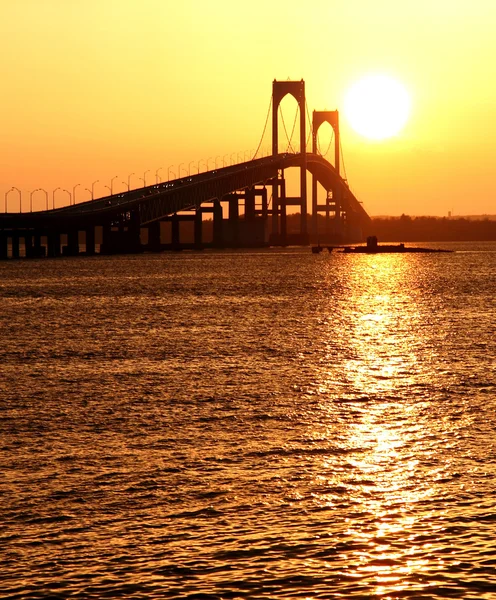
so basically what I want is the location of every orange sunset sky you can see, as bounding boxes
[1,0,495,216]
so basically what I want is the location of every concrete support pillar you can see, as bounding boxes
[148,220,161,250]
[228,195,239,247]
[12,234,20,258]
[67,230,79,256]
[127,211,141,253]
[171,215,180,249]
[312,174,318,240]
[47,232,61,257]
[245,188,256,220]
[86,226,95,255]
[33,232,43,257]
[101,223,112,254]
[271,178,279,236]
[194,210,202,249]
[213,200,223,247]
[280,178,287,246]
[260,188,268,220]
[0,232,8,259]
[24,233,33,258]
[228,195,239,221]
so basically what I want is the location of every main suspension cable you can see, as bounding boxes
[305,100,313,151]
[252,93,273,160]
[339,137,348,181]
[280,105,296,153]
[318,130,334,158]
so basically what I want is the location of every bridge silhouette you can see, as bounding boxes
[0,80,371,259]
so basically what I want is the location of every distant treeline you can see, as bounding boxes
[285,213,496,241]
[153,213,496,244]
[368,215,496,242]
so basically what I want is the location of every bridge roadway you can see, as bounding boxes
[0,153,370,230]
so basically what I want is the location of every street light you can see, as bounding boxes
[110,175,118,195]
[62,189,72,205]
[230,153,236,165]
[91,180,99,199]
[52,187,61,209]
[11,187,22,212]
[30,189,39,212]
[4,188,11,212]
[85,188,93,200]
[237,152,243,163]
[178,163,184,178]
[72,183,80,205]
[167,165,175,180]
[155,167,163,183]
[141,170,150,187]
[197,159,204,173]
[223,154,229,167]
[38,188,49,210]
[188,161,195,176]
[206,157,213,170]
[127,172,135,190]
[215,156,221,168]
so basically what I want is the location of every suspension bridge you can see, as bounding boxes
[0,80,371,259]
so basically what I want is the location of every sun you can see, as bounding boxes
[343,74,411,141]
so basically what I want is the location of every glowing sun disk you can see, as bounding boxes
[344,74,411,141]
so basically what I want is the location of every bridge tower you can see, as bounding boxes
[271,80,307,244]
[311,110,343,241]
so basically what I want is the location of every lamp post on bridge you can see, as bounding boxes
[110,176,118,195]
[91,180,99,200]
[237,152,243,163]
[188,161,195,176]
[4,188,12,212]
[215,156,221,168]
[62,189,71,205]
[72,183,80,205]
[206,157,213,171]
[11,187,22,212]
[141,170,150,188]
[155,167,163,183]
[230,153,236,165]
[36,188,48,211]
[52,187,61,209]
[167,165,175,180]
[223,154,229,167]
[177,163,184,178]
[126,173,135,190]
[197,159,204,174]
[30,189,40,212]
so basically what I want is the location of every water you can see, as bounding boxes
[1,242,495,599]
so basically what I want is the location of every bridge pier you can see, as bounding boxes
[171,215,180,249]
[269,176,289,246]
[194,210,203,249]
[100,211,142,254]
[85,226,96,255]
[64,230,79,256]
[31,232,44,258]
[147,220,162,251]
[47,232,61,257]
[213,200,223,248]
[0,232,8,259]
[228,194,240,247]
[23,232,33,258]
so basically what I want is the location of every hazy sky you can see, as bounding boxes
[1,0,495,216]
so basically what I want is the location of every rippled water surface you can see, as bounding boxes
[1,242,495,599]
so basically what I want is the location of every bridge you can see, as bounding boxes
[0,80,371,259]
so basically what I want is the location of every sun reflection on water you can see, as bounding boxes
[314,255,453,595]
